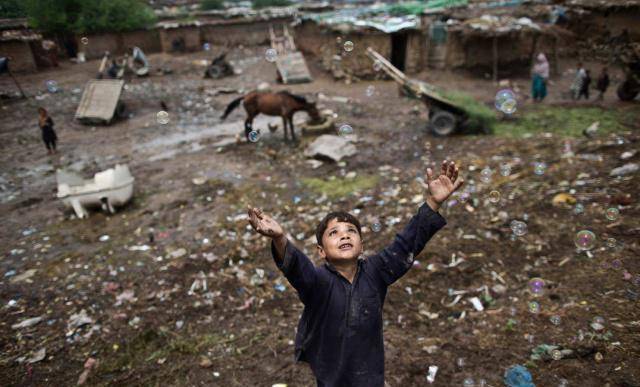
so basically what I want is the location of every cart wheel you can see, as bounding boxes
[429,111,457,136]
[207,66,223,79]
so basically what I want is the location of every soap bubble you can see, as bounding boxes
[605,207,619,221]
[575,230,596,251]
[338,124,353,136]
[606,238,617,249]
[373,60,383,72]
[528,301,540,314]
[488,190,501,203]
[495,89,516,109]
[528,278,545,296]
[458,192,470,203]
[533,162,547,176]
[480,167,493,183]
[80,37,89,45]
[371,222,382,232]
[573,203,584,214]
[365,85,375,97]
[343,41,354,52]
[511,220,528,236]
[611,259,622,270]
[633,275,640,286]
[551,349,563,360]
[45,80,59,93]
[265,48,277,62]
[248,130,260,143]
[499,163,511,176]
[550,315,562,325]
[156,111,170,125]
[463,378,475,387]
[500,98,517,114]
[203,42,211,51]
[593,316,605,325]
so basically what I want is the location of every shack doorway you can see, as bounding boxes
[390,32,407,71]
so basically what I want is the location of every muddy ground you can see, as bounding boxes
[1,45,639,387]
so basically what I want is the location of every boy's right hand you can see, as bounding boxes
[248,206,284,239]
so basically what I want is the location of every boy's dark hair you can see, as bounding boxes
[315,211,362,247]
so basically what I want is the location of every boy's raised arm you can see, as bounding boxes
[369,161,463,286]
[248,207,318,304]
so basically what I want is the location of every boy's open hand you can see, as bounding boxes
[248,206,284,239]
[425,160,464,211]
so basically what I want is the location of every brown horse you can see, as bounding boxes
[220,91,321,143]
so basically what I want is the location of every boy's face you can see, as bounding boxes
[317,218,363,263]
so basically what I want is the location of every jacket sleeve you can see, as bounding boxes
[367,203,446,287]
[271,240,318,305]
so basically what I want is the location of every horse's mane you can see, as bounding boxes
[278,90,308,104]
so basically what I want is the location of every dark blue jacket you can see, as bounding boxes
[271,203,446,387]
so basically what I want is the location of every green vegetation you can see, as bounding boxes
[493,106,638,138]
[302,175,379,200]
[252,0,292,9]
[201,0,225,10]
[444,91,497,133]
[0,0,27,18]
[24,0,156,34]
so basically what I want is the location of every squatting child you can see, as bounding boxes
[248,160,464,387]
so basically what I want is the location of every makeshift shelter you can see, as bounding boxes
[0,19,41,73]
[430,15,571,79]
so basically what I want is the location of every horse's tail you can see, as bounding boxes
[220,95,244,120]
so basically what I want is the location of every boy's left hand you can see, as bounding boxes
[425,160,464,211]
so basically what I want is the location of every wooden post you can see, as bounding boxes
[8,69,26,99]
[492,34,498,83]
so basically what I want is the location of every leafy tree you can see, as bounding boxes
[0,0,27,18]
[23,0,156,34]
[252,0,292,9]
[201,0,225,11]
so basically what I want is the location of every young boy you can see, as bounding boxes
[596,66,610,101]
[578,69,591,100]
[248,160,463,386]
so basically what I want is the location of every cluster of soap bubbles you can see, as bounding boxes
[575,230,596,251]
[157,111,170,125]
[248,130,260,143]
[510,220,528,236]
[265,48,277,62]
[338,124,353,136]
[495,89,517,114]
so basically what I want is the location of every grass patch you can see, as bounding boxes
[444,91,497,133]
[493,106,635,138]
[302,174,379,199]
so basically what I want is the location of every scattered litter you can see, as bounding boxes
[10,269,37,283]
[426,365,438,383]
[504,364,534,387]
[12,316,43,330]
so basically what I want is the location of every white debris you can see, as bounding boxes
[11,316,43,330]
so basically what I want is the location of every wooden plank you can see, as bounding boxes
[276,52,312,84]
[75,79,124,124]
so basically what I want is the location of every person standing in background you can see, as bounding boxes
[596,66,610,101]
[38,107,58,155]
[531,53,549,102]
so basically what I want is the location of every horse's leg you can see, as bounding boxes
[282,116,288,142]
[288,113,297,144]
[245,114,255,141]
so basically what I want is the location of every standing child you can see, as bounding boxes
[570,62,586,100]
[248,160,464,387]
[531,53,549,102]
[596,66,610,101]
[578,69,591,100]
[38,107,57,154]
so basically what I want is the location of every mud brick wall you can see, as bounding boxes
[159,26,202,53]
[201,19,289,47]
[0,40,37,72]
[76,30,162,60]
[295,21,427,77]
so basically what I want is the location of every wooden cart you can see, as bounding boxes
[366,47,472,136]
